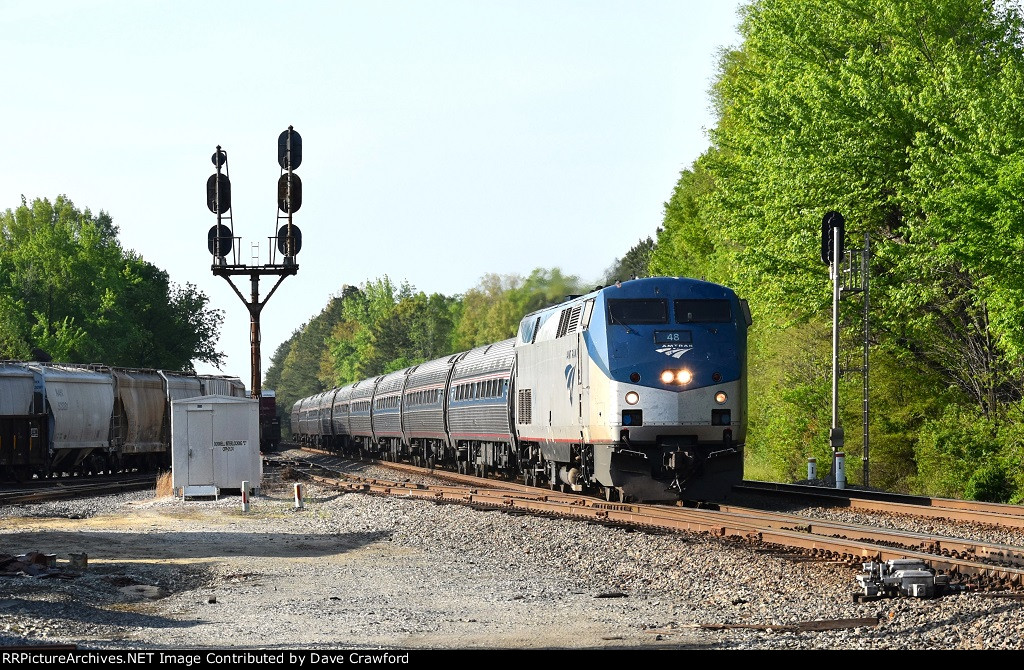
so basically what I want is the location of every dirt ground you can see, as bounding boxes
[0,477,706,650]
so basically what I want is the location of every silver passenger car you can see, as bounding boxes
[315,389,338,447]
[348,376,382,448]
[402,354,461,466]
[371,369,411,459]
[447,338,515,474]
[330,383,356,449]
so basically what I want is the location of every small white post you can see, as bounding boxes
[241,481,250,512]
[807,457,817,482]
[835,452,846,490]
[294,482,304,509]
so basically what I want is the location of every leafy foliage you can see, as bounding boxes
[0,196,223,371]
[649,158,732,283]
[454,269,582,350]
[653,0,1024,500]
[325,277,461,382]
[602,237,656,284]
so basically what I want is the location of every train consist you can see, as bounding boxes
[0,362,248,481]
[291,276,752,503]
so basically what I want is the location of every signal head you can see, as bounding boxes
[278,127,302,170]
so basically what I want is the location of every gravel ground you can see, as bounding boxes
[2,455,1024,651]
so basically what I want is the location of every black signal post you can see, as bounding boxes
[206,126,304,399]
[821,211,845,488]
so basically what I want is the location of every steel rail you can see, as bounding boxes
[736,480,1024,527]
[298,466,1024,589]
[285,449,1024,586]
[0,474,156,505]
[714,504,1024,568]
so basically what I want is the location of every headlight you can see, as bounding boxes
[715,391,728,404]
[625,391,639,405]
[660,369,693,385]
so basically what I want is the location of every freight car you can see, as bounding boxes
[0,362,248,481]
[293,276,751,503]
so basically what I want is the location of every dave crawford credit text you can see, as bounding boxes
[1,652,412,665]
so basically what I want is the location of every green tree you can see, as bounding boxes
[0,294,30,360]
[650,156,732,283]
[651,0,1024,497]
[705,0,1024,413]
[602,236,656,284]
[454,269,582,350]
[0,195,224,369]
[322,278,460,382]
[275,295,347,409]
[264,332,299,393]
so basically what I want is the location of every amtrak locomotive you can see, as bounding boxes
[292,276,751,503]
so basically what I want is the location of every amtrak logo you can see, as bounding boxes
[655,344,693,359]
[564,364,575,404]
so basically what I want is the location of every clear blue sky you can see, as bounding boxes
[0,0,744,384]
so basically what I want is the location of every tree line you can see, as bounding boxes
[0,195,224,371]
[649,0,1024,501]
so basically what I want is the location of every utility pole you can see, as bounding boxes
[205,127,303,399]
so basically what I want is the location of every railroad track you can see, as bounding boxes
[0,473,158,506]
[276,448,1024,592]
[735,480,1024,528]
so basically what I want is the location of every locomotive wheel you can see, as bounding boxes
[604,486,619,502]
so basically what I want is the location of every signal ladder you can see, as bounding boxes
[837,235,870,487]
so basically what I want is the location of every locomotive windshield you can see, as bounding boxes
[673,299,732,323]
[607,299,668,325]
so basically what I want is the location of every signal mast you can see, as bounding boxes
[205,126,303,399]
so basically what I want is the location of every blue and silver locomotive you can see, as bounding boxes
[292,276,751,503]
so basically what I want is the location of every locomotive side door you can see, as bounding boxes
[576,299,595,443]
[575,332,586,441]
